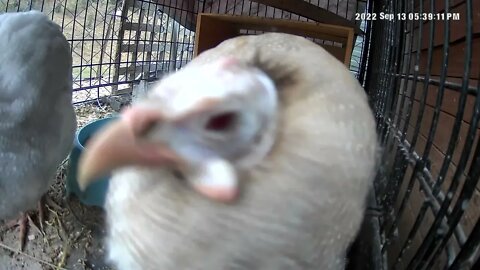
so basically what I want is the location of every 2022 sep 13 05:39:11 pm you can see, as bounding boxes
[355,11,460,21]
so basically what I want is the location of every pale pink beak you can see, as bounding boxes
[77,106,239,203]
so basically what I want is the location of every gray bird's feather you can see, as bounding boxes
[0,11,77,220]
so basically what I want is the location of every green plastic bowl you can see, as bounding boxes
[66,116,118,208]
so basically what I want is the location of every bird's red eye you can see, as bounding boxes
[205,112,237,132]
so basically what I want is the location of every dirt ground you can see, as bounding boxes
[0,102,119,270]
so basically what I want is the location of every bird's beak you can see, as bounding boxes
[76,106,240,203]
[76,107,182,191]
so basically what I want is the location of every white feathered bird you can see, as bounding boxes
[0,11,77,249]
[78,33,378,270]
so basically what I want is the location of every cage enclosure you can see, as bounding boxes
[0,0,479,269]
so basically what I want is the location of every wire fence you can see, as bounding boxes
[366,0,480,269]
[1,0,195,104]
[0,0,368,104]
[2,0,479,269]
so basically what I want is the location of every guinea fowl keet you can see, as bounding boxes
[78,33,379,270]
[0,11,77,250]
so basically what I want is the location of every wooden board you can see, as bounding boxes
[405,1,480,79]
[379,1,480,267]
[154,0,360,32]
[401,76,478,125]
[193,13,239,57]
[409,2,480,51]
[194,13,354,66]
[407,36,480,79]
[124,22,163,32]
[250,0,362,34]
[414,0,467,13]
[395,89,479,171]
[121,43,165,53]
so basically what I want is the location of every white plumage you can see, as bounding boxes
[79,33,378,270]
[0,11,76,223]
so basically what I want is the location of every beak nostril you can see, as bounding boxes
[205,112,237,132]
[137,119,157,137]
[121,107,164,137]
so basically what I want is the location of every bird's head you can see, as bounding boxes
[77,57,278,202]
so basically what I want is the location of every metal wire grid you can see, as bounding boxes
[366,0,480,269]
[0,0,369,105]
[194,0,369,78]
[158,0,371,80]
[0,0,195,104]
[10,1,480,269]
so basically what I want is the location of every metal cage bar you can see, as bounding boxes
[367,0,480,269]
[0,0,369,104]
[1,1,479,269]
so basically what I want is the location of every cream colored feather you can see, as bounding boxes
[101,33,378,270]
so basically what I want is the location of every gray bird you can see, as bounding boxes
[0,11,77,250]
[78,33,378,270]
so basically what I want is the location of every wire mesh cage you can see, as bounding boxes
[365,0,480,269]
[1,0,196,104]
[0,0,479,269]
[0,0,369,104]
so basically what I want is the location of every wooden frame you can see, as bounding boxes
[194,13,355,66]
[250,0,362,34]
[152,0,361,34]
